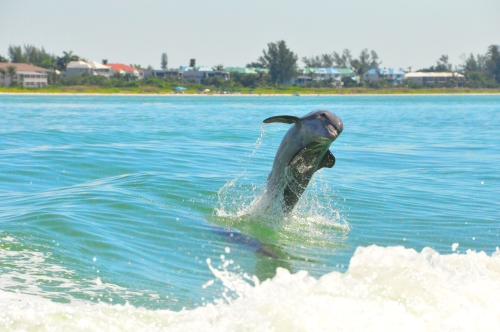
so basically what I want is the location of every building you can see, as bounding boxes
[363,68,405,85]
[65,61,112,78]
[290,67,355,85]
[88,61,112,79]
[144,69,182,79]
[65,61,91,76]
[225,67,258,74]
[291,68,315,85]
[204,69,230,81]
[0,63,50,87]
[105,63,144,79]
[181,67,230,83]
[404,72,465,85]
[337,68,356,80]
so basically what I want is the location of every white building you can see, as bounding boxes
[65,61,91,76]
[0,63,49,87]
[105,63,144,79]
[363,68,405,85]
[404,72,465,85]
[88,61,112,78]
[65,60,112,78]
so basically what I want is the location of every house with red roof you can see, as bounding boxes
[105,63,144,79]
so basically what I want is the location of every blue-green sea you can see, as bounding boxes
[1,94,499,331]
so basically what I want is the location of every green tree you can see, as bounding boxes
[302,54,333,67]
[8,45,24,63]
[0,54,9,63]
[333,49,353,68]
[63,50,79,63]
[212,64,224,71]
[0,68,6,85]
[257,40,298,85]
[419,54,451,72]
[54,50,80,71]
[370,50,381,68]
[246,62,262,68]
[161,53,168,70]
[7,65,17,86]
[486,45,500,83]
[341,76,356,87]
[348,49,382,75]
[350,59,362,76]
[22,45,55,68]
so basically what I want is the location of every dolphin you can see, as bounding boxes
[263,110,343,213]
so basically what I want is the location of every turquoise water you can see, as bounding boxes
[1,94,499,330]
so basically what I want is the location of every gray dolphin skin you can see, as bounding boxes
[263,110,343,213]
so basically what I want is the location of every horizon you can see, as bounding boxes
[1,0,499,70]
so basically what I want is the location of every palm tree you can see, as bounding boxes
[54,51,80,71]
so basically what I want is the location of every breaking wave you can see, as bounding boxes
[2,245,500,331]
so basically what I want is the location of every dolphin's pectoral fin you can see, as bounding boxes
[318,150,335,170]
[263,115,300,124]
[289,147,314,173]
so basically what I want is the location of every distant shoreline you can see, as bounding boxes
[1,92,500,97]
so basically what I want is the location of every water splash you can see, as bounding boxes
[214,127,349,245]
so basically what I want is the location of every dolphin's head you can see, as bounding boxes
[299,110,343,141]
[263,110,343,142]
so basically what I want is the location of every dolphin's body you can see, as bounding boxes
[263,110,343,213]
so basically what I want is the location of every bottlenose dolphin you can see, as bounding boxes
[263,110,343,213]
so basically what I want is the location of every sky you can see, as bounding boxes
[1,0,499,70]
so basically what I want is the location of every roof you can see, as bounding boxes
[18,71,48,75]
[379,68,405,75]
[365,68,405,75]
[0,63,50,72]
[87,61,109,69]
[196,66,213,72]
[405,72,464,78]
[297,68,316,74]
[105,63,138,73]
[225,67,257,74]
[66,61,91,69]
[298,67,353,75]
[337,68,354,75]
[315,68,340,74]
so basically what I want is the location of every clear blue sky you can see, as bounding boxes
[1,0,499,70]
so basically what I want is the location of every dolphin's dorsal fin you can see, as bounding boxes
[318,150,335,169]
[263,115,300,124]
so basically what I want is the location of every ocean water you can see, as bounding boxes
[0,94,499,331]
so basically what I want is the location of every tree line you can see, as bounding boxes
[1,42,499,89]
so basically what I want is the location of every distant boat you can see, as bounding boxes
[293,94,300,96]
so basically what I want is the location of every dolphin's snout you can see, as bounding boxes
[336,118,344,134]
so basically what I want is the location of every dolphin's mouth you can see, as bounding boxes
[326,124,339,139]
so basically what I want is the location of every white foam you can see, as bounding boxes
[2,245,500,331]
